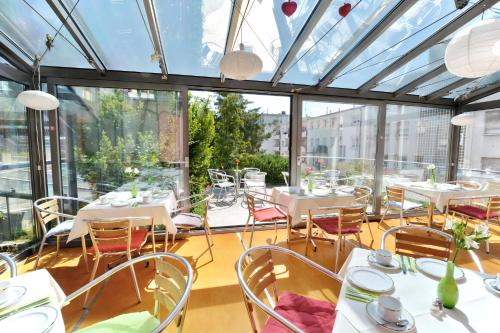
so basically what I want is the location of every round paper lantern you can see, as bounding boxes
[220,43,263,81]
[451,112,474,126]
[17,90,59,110]
[445,19,500,78]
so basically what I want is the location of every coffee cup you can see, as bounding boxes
[142,192,152,204]
[377,295,402,323]
[375,249,392,266]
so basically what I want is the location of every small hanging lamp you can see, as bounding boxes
[220,43,263,81]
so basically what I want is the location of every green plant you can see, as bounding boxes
[444,218,490,262]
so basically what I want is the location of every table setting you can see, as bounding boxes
[0,269,66,332]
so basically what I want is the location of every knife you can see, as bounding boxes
[400,255,407,274]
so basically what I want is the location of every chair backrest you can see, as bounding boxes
[87,218,131,256]
[386,186,404,204]
[0,253,16,278]
[62,253,193,333]
[243,167,260,174]
[175,193,213,227]
[245,171,266,182]
[281,171,289,186]
[338,206,365,232]
[236,245,342,333]
[34,197,60,227]
[353,186,372,206]
[245,192,257,216]
[487,195,500,218]
[381,226,452,261]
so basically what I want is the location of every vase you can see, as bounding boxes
[307,175,313,192]
[131,182,138,198]
[437,261,459,309]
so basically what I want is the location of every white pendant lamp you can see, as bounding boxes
[445,19,500,78]
[451,112,474,126]
[220,43,263,81]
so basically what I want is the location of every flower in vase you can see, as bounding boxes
[427,164,436,170]
[304,167,314,176]
[125,167,132,173]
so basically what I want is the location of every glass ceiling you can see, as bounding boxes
[0,0,499,102]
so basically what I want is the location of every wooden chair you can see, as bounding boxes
[381,225,452,261]
[305,204,366,272]
[236,245,342,333]
[33,196,90,270]
[84,217,151,306]
[446,195,500,253]
[243,191,288,248]
[170,193,214,261]
[379,186,423,227]
[0,253,16,277]
[63,253,193,333]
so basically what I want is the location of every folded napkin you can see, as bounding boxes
[345,286,376,303]
[0,294,51,320]
[396,255,417,273]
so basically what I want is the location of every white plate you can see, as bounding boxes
[484,278,500,295]
[0,286,26,309]
[367,252,401,271]
[0,305,58,333]
[415,258,464,280]
[347,266,394,293]
[110,200,129,207]
[366,300,415,332]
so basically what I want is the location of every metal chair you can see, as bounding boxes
[244,171,267,193]
[83,217,152,306]
[281,171,289,186]
[208,169,236,202]
[0,253,16,277]
[236,245,342,333]
[62,253,193,333]
[379,186,423,227]
[170,193,214,261]
[243,191,288,248]
[33,196,90,270]
[305,204,366,272]
[381,225,453,261]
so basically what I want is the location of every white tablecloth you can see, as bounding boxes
[0,269,66,332]
[395,182,483,212]
[67,191,177,242]
[271,187,355,226]
[333,248,499,333]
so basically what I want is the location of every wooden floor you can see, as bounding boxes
[11,216,500,332]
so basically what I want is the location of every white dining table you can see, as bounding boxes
[333,248,499,333]
[67,191,178,243]
[0,269,66,332]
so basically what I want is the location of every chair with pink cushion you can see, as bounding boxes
[305,204,366,272]
[446,195,500,253]
[236,245,341,333]
[243,191,288,248]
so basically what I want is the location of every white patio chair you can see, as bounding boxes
[0,253,16,277]
[244,171,267,193]
[33,196,91,270]
[207,169,236,202]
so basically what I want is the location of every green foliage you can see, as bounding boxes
[238,153,288,185]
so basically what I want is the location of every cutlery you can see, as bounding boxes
[395,319,409,327]
[400,255,407,274]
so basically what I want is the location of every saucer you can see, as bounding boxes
[367,252,401,271]
[366,300,415,332]
[484,278,500,295]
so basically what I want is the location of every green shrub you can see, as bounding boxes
[237,153,288,185]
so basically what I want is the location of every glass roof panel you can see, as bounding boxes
[446,72,500,100]
[229,0,318,81]
[154,0,232,77]
[410,71,461,97]
[0,0,91,68]
[330,0,462,89]
[62,0,159,73]
[282,0,399,85]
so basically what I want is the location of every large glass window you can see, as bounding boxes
[300,100,378,212]
[57,86,185,201]
[0,80,35,252]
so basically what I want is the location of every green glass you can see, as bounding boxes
[307,175,313,192]
[437,261,459,309]
[131,182,138,199]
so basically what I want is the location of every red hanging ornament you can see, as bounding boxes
[339,3,351,17]
[281,0,297,17]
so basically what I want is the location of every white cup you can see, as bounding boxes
[375,249,392,266]
[98,196,108,204]
[377,295,402,323]
[142,192,152,204]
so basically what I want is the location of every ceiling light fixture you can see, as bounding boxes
[451,112,474,126]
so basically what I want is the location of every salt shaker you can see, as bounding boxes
[431,299,443,314]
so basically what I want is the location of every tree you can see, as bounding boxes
[240,106,271,153]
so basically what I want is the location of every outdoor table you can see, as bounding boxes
[394,181,483,225]
[333,248,499,332]
[67,191,178,247]
[0,269,66,332]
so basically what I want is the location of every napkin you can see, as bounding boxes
[0,293,51,320]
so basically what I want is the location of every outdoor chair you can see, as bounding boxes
[0,253,16,277]
[447,180,483,190]
[207,169,236,202]
[170,193,214,261]
[236,245,342,333]
[244,171,267,193]
[381,225,452,261]
[379,186,424,227]
[281,171,289,186]
[62,253,193,333]
[83,217,151,306]
[446,195,499,253]
[305,204,366,272]
[33,196,90,270]
[243,191,288,248]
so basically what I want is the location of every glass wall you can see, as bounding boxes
[57,86,185,201]
[300,100,378,211]
[457,109,500,193]
[0,79,35,252]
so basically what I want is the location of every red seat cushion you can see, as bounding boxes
[449,205,498,220]
[313,216,359,235]
[254,207,287,222]
[262,292,336,333]
[88,229,148,254]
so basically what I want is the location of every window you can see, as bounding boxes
[484,110,500,135]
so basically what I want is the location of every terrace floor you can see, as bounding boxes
[11,217,500,332]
